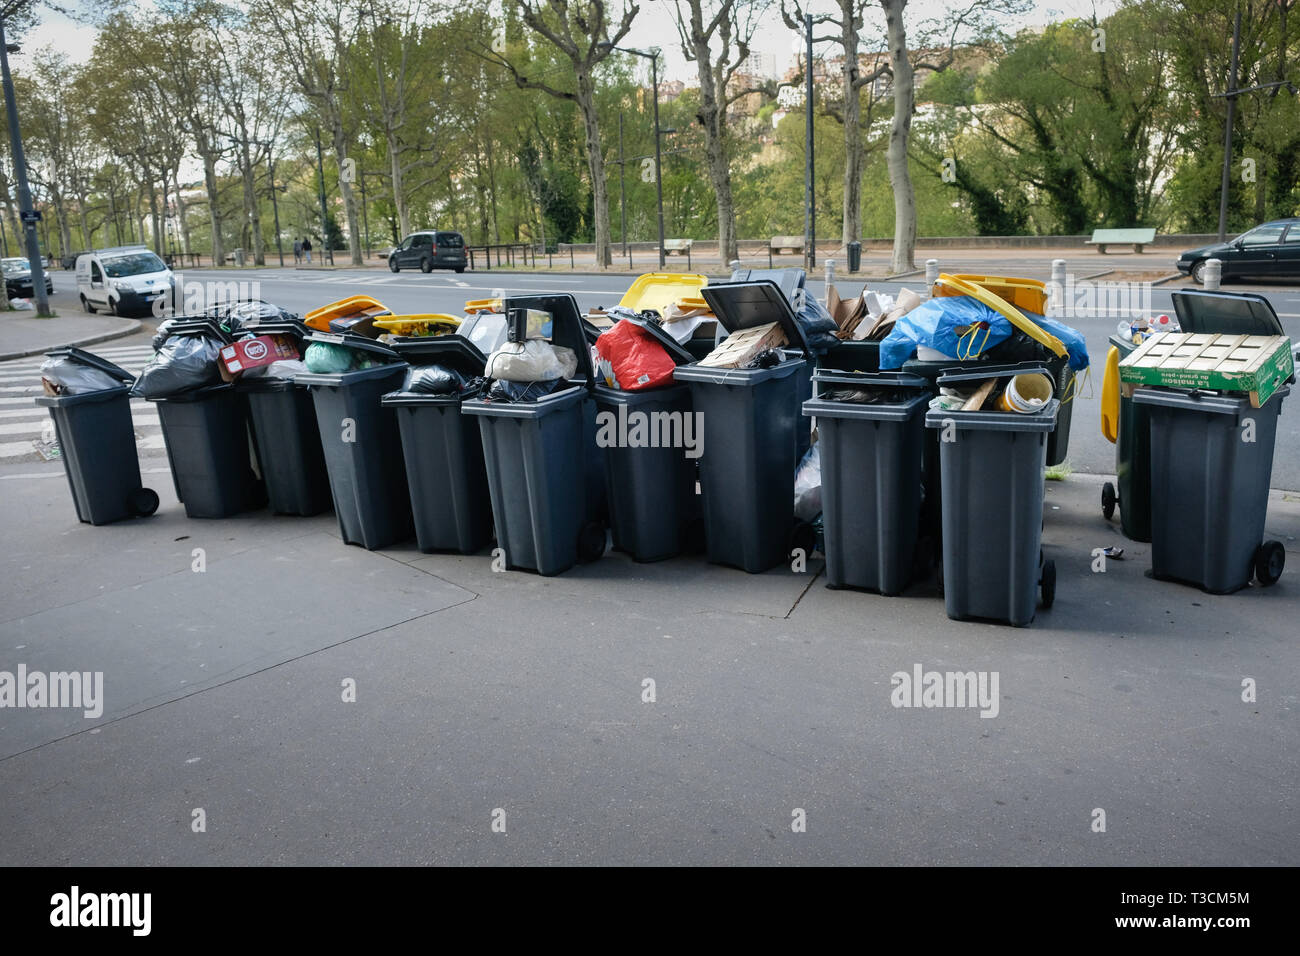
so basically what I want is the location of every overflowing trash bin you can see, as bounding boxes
[1102,290,1288,544]
[135,317,267,519]
[592,314,700,562]
[461,294,607,576]
[230,316,332,517]
[296,333,412,549]
[674,280,812,573]
[1119,299,1294,593]
[803,369,931,595]
[382,336,493,555]
[924,364,1060,626]
[35,347,159,525]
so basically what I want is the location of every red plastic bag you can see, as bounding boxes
[594,320,677,391]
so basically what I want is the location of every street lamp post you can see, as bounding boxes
[0,19,51,316]
[601,43,667,269]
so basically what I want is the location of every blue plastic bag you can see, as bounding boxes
[878,296,1013,369]
[1033,314,1089,371]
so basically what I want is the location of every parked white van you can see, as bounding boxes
[76,247,174,316]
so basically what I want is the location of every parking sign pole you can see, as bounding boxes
[0,15,51,316]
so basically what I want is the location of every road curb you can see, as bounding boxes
[0,319,143,361]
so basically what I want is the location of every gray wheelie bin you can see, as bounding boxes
[924,365,1060,627]
[1136,382,1291,593]
[803,369,931,594]
[382,336,493,555]
[593,314,700,562]
[461,294,608,576]
[673,280,812,573]
[233,317,332,517]
[296,334,411,550]
[35,348,159,524]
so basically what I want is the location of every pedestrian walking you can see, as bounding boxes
[293,238,302,265]
[303,237,313,264]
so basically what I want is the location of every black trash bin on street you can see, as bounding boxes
[296,334,412,550]
[233,317,332,517]
[803,369,931,595]
[382,336,493,555]
[461,294,608,576]
[847,241,862,273]
[35,347,159,525]
[673,280,812,574]
[593,314,700,563]
[924,365,1060,627]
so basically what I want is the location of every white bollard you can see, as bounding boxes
[1203,258,1222,290]
[728,259,741,273]
[824,259,836,301]
[925,258,940,296]
[1049,258,1067,316]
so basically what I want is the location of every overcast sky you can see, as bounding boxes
[19,0,1121,82]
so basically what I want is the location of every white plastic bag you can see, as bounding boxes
[485,340,578,382]
[794,444,822,522]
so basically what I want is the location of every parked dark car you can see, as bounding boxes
[62,250,89,270]
[388,230,467,273]
[1177,218,1300,284]
[2,257,54,299]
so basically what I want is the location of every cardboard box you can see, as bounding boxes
[697,322,787,369]
[219,334,299,381]
[1118,333,1294,408]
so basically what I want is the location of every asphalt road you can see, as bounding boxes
[42,265,1300,490]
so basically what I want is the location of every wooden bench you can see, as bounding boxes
[1087,228,1157,254]
[663,239,694,255]
[771,235,806,255]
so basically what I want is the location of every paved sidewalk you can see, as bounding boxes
[0,468,1296,865]
[0,313,141,361]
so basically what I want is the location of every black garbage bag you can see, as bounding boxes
[404,364,467,395]
[486,378,566,403]
[796,294,840,353]
[130,334,222,399]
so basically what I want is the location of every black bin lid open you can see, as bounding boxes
[1170,290,1284,336]
[700,280,812,356]
[619,315,697,365]
[44,346,135,383]
[388,335,487,380]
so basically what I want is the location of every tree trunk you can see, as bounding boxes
[330,122,363,266]
[174,175,193,254]
[692,35,738,263]
[203,150,224,267]
[841,4,863,247]
[575,70,612,268]
[238,141,265,266]
[53,187,72,257]
[882,0,916,274]
[388,133,410,238]
[75,191,91,249]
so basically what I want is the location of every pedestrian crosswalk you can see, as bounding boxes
[0,344,162,465]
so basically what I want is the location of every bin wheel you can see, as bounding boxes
[1254,541,1285,587]
[577,521,607,563]
[789,519,817,559]
[388,257,400,273]
[1040,559,1056,609]
[1101,482,1117,521]
[129,487,159,517]
[420,257,433,273]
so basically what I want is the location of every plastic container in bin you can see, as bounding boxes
[461,294,607,576]
[153,383,264,519]
[1102,290,1288,543]
[593,314,699,562]
[35,348,159,524]
[924,365,1060,627]
[296,334,411,549]
[232,318,331,517]
[1135,384,1290,593]
[382,336,493,555]
[804,369,931,594]
[674,280,812,573]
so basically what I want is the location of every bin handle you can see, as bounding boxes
[935,274,1068,359]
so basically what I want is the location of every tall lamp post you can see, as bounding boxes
[599,43,667,270]
[0,11,51,317]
